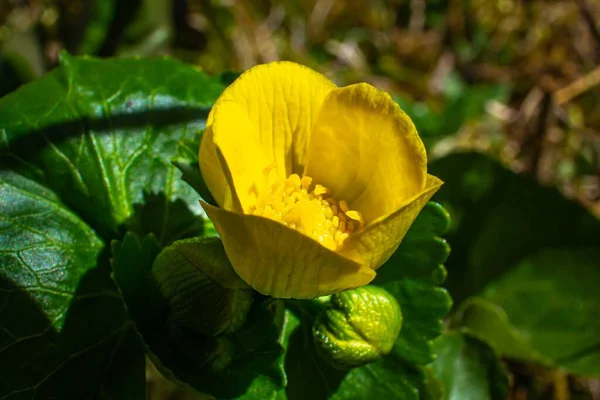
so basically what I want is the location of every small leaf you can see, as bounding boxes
[458,248,600,375]
[111,233,285,399]
[0,171,145,399]
[152,237,253,336]
[430,332,509,400]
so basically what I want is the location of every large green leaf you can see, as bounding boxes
[0,171,145,399]
[429,332,508,400]
[283,202,452,400]
[458,248,600,376]
[0,52,224,243]
[111,233,285,399]
[429,152,600,305]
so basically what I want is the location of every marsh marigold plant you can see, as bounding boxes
[199,62,442,298]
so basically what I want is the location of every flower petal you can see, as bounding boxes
[202,201,376,299]
[340,175,443,269]
[304,83,427,224]
[209,100,271,213]
[199,113,229,209]
[199,62,336,208]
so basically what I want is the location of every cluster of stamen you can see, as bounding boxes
[250,168,364,251]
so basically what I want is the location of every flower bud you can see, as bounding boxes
[152,237,253,336]
[312,286,403,369]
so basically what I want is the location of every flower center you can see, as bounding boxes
[250,170,364,251]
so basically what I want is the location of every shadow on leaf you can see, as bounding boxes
[0,106,211,241]
[0,246,145,399]
[126,192,205,247]
[111,233,285,399]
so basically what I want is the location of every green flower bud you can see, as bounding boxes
[312,286,403,369]
[152,237,253,336]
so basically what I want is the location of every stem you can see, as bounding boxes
[553,369,570,400]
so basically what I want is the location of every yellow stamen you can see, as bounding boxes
[345,210,365,230]
[301,176,312,190]
[347,221,355,233]
[339,200,349,213]
[250,174,364,250]
[314,184,329,196]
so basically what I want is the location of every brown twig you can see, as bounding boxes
[554,65,600,105]
[521,91,552,176]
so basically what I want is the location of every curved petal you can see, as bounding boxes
[304,83,427,224]
[202,201,375,299]
[340,175,443,270]
[210,100,271,213]
[199,62,336,208]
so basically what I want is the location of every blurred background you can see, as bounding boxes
[1,0,599,399]
[1,0,599,215]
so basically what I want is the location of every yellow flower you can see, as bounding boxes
[199,62,442,299]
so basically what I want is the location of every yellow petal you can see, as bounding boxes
[210,100,271,213]
[304,83,427,224]
[198,117,227,207]
[340,175,443,269]
[199,62,336,208]
[202,201,376,299]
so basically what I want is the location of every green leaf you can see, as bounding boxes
[0,171,145,399]
[111,233,285,399]
[282,305,346,400]
[429,152,600,305]
[331,356,424,400]
[283,202,452,400]
[455,298,547,365]
[152,237,253,336]
[0,52,224,243]
[458,248,600,375]
[430,332,508,400]
[170,129,218,234]
[171,129,217,206]
[421,366,445,400]
[110,233,164,325]
[373,202,450,285]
